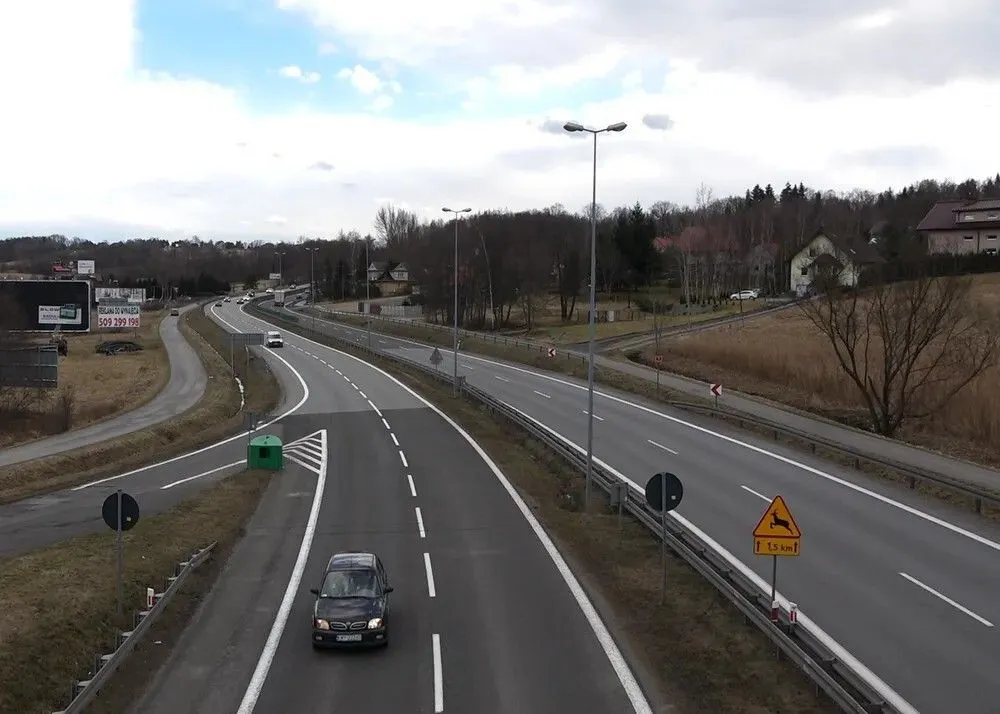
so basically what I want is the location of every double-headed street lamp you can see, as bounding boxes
[563,120,627,511]
[442,206,472,396]
[306,246,319,331]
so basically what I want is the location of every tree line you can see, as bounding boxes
[2,173,999,325]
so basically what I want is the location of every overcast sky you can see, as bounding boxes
[0,0,997,243]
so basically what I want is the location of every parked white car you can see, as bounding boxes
[730,289,759,300]
[265,331,283,348]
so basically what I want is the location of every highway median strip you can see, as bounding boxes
[0,303,281,504]
[0,468,276,714]
[262,311,842,714]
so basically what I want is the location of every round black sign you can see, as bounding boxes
[644,472,684,513]
[102,491,140,532]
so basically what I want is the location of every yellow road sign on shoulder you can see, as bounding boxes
[752,495,801,557]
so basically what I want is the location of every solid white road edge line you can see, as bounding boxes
[237,429,329,714]
[328,317,1000,555]
[243,305,653,714]
[899,572,994,627]
[740,485,770,502]
[432,633,444,713]
[72,306,311,491]
[160,461,246,490]
[424,552,437,597]
[498,398,919,714]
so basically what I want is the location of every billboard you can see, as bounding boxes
[269,272,281,280]
[97,303,141,329]
[95,287,147,303]
[0,346,59,388]
[76,259,95,275]
[0,279,91,332]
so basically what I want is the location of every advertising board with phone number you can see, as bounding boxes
[98,315,141,328]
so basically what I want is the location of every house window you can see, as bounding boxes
[800,267,808,276]
[964,235,974,241]
[987,248,998,256]
[987,235,997,241]
[808,247,817,257]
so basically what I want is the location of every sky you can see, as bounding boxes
[0,0,998,243]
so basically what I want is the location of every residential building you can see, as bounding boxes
[916,199,1000,255]
[790,232,884,296]
[367,261,411,296]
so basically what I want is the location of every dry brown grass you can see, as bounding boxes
[0,311,170,448]
[0,305,281,504]
[637,274,1000,467]
[282,320,841,714]
[0,468,273,714]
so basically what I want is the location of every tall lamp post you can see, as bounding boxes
[563,120,627,511]
[442,206,472,396]
[274,250,286,285]
[364,236,372,351]
[307,246,319,332]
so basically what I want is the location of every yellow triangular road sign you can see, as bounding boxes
[753,495,801,538]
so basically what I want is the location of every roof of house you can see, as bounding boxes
[808,232,884,264]
[917,200,1000,231]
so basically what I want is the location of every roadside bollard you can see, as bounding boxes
[771,600,780,623]
[788,602,798,633]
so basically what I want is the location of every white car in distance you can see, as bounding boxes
[729,289,759,300]
[265,331,283,348]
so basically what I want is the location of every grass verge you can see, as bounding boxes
[277,317,842,714]
[0,468,274,714]
[0,310,170,449]
[0,304,281,504]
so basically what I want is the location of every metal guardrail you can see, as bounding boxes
[248,302,899,714]
[52,542,217,714]
[308,305,1000,516]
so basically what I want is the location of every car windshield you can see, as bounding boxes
[320,570,379,598]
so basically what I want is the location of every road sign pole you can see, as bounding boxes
[660,473,667,604]
[229,338,235,374]
[770,555,778,622]
[116,489,124,619]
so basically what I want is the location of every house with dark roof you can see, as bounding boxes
[917,199,1000,255]
[366,260,410,295]
[789,232,884,296]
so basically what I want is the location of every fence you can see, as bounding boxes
[52,542,217,714]
[249,300,905,714]
[308,305,1000,515]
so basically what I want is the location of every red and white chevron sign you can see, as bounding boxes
[547,347,556,357]
[710,383,723,397]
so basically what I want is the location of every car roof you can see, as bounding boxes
[326,551,377,571]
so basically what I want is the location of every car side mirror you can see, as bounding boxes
[309,588,319,595]
[384,586,394,593]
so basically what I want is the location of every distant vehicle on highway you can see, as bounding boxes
[236,297,245,304]
[310,551,392,648]
[223,296,231,302]
[215,302,223,307]
[730,289,759,300]
[265,331,283,348]
[170,307,179,316]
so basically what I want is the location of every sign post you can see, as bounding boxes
[752,495,801,623]
[101,490,140,619]
[710,382,722,408]
[644,472,684,604]
[654,354,663,394]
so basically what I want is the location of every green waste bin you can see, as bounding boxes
[248,434,283,471]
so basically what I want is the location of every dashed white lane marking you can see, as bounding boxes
[533,390,551,399]
[647,439,677,454]
[583,410,604,422]
[423,552,437,597]
[407,474,417,497]
[399,450,409,468]
[415,506,426,538]
[741,485,770,502]
[899,573,994,627]
[391,433,400,447]
[382,417,391,430]
[432,634,444,712]
[495,375,510,383]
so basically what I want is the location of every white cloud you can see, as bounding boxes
[278,65,321,83]
[318,41,337,55]
[0,0,998,242]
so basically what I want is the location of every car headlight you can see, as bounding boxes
[314,619,330,630]
[367,618,383,629]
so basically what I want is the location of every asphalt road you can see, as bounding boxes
[0,303,208,468]
[274,301,1000,714]
[129,302,653,714]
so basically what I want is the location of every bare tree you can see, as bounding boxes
[799,273,999,437]
[373,203,418,251]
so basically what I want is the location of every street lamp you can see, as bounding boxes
[364,236,372,351]
[307,246,319,332]
[274,250,286,285]
[563,119,627,511]
[442,206,472,396]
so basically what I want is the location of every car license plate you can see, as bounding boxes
[336,634,363,642]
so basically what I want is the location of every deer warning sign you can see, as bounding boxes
[753,495,801,556]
